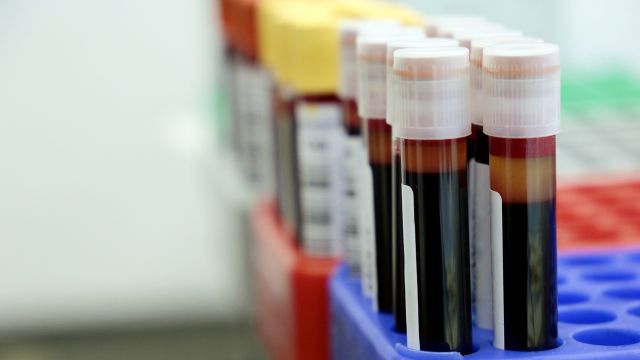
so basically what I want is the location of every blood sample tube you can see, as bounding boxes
[385,37,459,332]
[483,42,560,351]
[287,13,350,256]
[235,0,277,194]
[468,36,542,331]
[266,3,335,243]
[394,47,472,353]
[268,7,301,240]
[338,19,402,279]
[356,32,424,312]
[347,24,422,302]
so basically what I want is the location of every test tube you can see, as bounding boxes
[269,8,301,240]
[394,47,472,353]
[483,42,560,351]
[468,36,543,331]
[338,19,401,279]
[386,37,459,332]
[356,31,425,312]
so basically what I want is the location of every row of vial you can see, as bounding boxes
[221,3,559,355]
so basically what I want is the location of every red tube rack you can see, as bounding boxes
[251,200,338,360]
[558,178,640,250]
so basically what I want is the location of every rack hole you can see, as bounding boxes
[628,252,640,263]
[561,255,612,267]
[558,291,589,305]
[559,309,616,324]
[604,287,640,301]
[628,305,640,318]
[583,271,636,282]
[573,328,640,346]
[557,275,567,285]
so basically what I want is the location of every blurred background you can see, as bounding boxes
[1,0,639,359]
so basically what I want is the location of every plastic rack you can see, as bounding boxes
[558,178,640,250]
[251,200,338,360]
[331,248,640,359]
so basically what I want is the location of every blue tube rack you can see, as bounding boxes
[330,249,640,359]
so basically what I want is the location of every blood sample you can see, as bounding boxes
[385,37,459,332]
[483,42,560,351]
[286,12,350,256]
[468,35,543,331]
[338,19,402,279]
[394,47,472,353]
[266,7,301,239]
[356,31,424,312]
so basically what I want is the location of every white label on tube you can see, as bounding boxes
[240,61,261,184]
[468,158,476,316]
[296,102,345,256]
[402,184,420,350]
[364,162,378,311]
[474,161,493,330]
[235,61,276,195]
[491,190,505,349]
[358,147,373,297]
[250,66,276,195]
[344,135,362,273]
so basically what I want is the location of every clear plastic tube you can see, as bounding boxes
[386,37,459,332]
[483,42,560,351]
[338,19,405,284]
[468,35,543,331]
[357,32,425,312]
[393,47,472,353]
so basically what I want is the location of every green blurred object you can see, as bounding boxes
[212,83,233,144]
[562,69,640,116]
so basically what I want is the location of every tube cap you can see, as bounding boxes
[285,13,340,94]
[385,38,460,125]
[454,29,523,49]
[483,42,560,138]
[469,36,543,125]
[338,19,402,99]
[393,47,471,140]
[356,31,425,119]
[424,15,486,37]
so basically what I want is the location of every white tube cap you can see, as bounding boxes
[483,42,561,138]
[356,31,425,119]
[437,20,504,38]
[454,30,523,49]
[469,36,543,125]
[385,38,460,125]
[425,15,487,37]
[393,47,471,140]
[338,19,401,99]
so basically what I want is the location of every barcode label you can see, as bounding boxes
[296,101,344,256]
[344,136,363,273]
[235,60,276,194]
[301,163,331,188]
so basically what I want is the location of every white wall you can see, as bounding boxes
[0,0,250,335]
